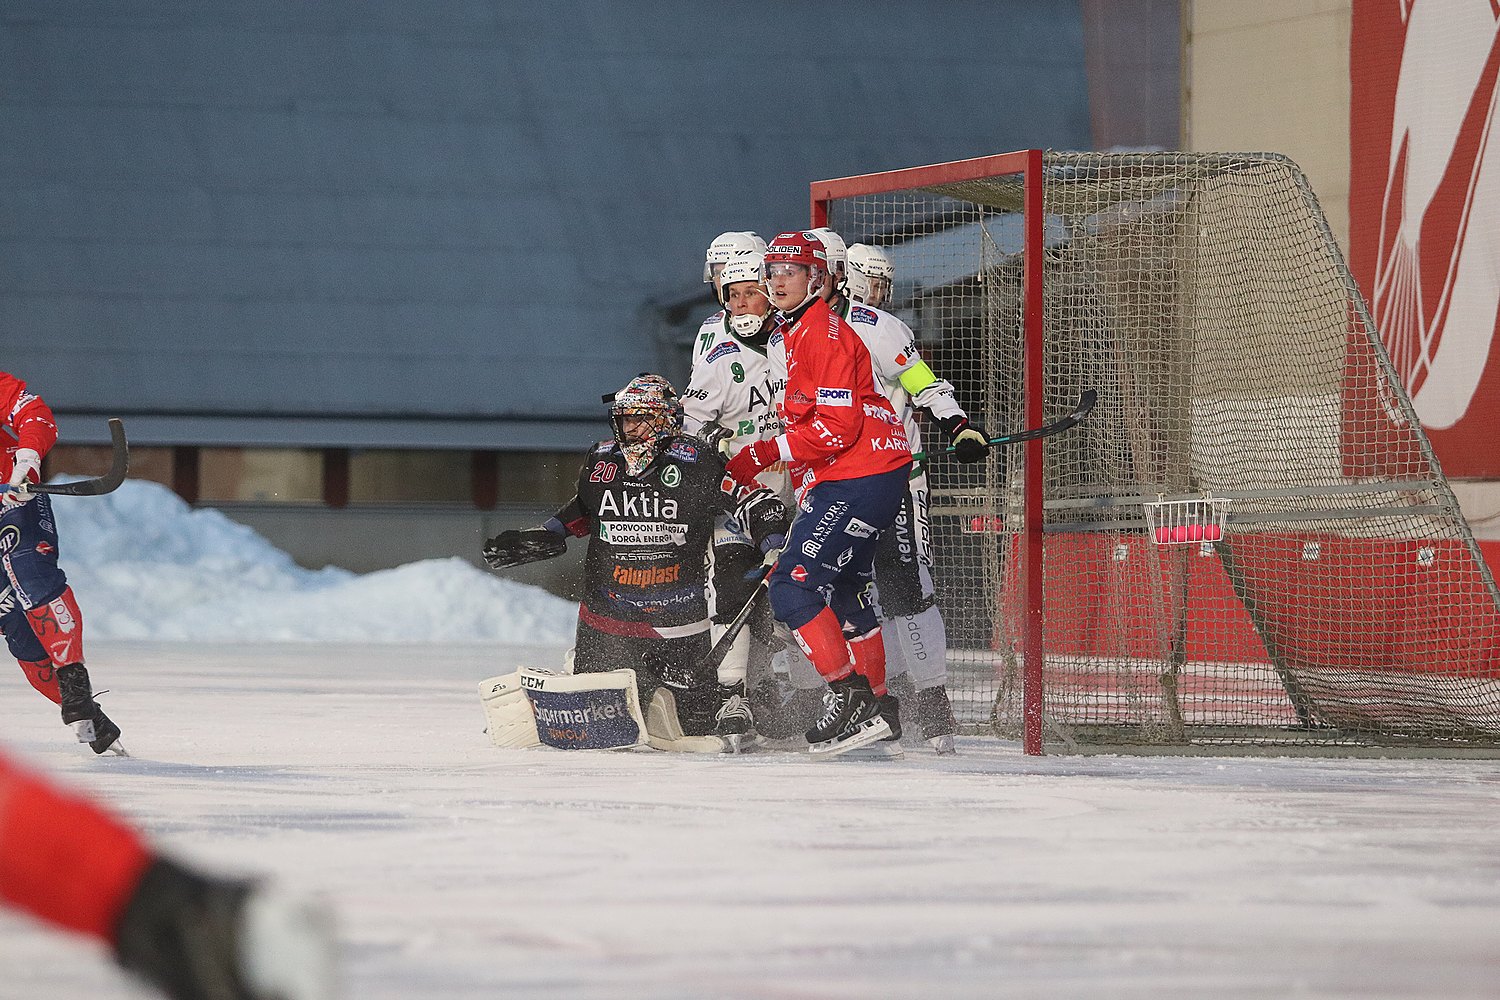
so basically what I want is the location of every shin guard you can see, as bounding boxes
[714,628,750,688]
[848,628,888,697]
[17,658,61,705]
[24,587,85,668]
[791,607,854,683]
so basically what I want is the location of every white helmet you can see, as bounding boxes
[809,227,847,288]
[703,231,768,284]
[716,255,770,337]
[845,243,894,306]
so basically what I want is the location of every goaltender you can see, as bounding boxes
[481,374,787,752]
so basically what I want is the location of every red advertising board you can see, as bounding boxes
[1349,3,1500,475]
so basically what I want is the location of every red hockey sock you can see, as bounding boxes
[848,628,887,696]
[792,607,854,682]
[17,658,61,705]
[0,751,152,941]
[24,586,85,668]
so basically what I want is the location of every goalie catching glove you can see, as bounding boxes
[482,527,568,570]
[936,414,989,463]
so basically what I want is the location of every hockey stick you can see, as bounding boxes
[1,418,129,497]
[697,567,772,677]
[982,388,1098,447]
[939,388,1099,455]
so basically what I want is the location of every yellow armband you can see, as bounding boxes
[898,360,939,396]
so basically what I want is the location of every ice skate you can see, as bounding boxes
[877,692,902,742]
[714,683,758,753]
[57,663,125,755]
[917,685,959,755]
[805,674,890,756]
[839,691,905,759]
[839,691,905,758]
[114,858,337,1000]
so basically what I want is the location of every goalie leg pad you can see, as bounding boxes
[522,667,647,750]
[478,671,541,749]
[645,688,727,753]
[479,668,648,750]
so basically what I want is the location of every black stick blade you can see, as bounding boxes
[28,418,130,497]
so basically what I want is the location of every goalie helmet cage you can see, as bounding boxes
[811,149,1500,755]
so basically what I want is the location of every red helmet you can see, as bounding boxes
[764,231,829,309]
[764,231,829,271]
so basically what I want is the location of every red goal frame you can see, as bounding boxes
[811,150,1049,754]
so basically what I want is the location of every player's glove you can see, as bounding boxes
[3,448,40,507]
[696,421,735,456]
[482,527,567,570]
[721,439,779,494]
[937,415,989,464]
[736,487,789,550]
[114,856,335,1000]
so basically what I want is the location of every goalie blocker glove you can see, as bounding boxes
[482,527,568,570]
[936,414,989,464]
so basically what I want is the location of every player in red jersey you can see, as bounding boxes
[0,371,121,753]
[0,749,335,999]
[721,231,913,755]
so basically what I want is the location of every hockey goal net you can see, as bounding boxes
[813,150,1500,753]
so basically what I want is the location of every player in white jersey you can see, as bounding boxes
[681,235,787,740]
[814,233,990,753]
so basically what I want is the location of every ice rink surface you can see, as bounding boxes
[2,641,1498,999]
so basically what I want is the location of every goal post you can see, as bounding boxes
[814,150,1050,754]
[812,149,1500,754]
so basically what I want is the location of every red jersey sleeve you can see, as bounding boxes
[0,372,59,459]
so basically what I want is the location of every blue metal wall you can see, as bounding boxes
[0,1,1090,448]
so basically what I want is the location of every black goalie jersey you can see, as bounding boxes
[552,435,775,635]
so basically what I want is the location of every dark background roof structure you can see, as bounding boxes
[0,1,1095,449]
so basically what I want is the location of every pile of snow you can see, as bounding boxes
[48,480,578,643]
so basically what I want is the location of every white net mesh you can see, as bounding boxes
[823,151,1500,748]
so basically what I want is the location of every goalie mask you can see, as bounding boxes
[846,243,894,307]
[716,256,771,338]
[606,373,684,476]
